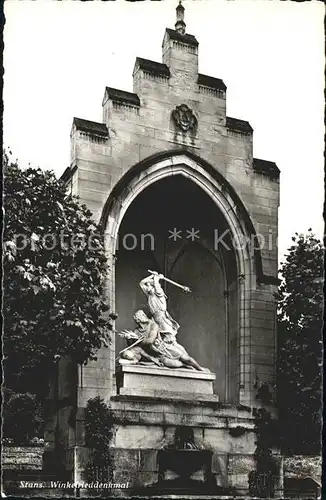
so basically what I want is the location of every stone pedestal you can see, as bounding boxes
[116,365,217,398]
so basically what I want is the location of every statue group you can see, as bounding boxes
[118,271,207,372]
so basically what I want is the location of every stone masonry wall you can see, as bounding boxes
[72,398,259,495]
[66,27,279,410]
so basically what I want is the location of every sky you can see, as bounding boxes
[3,0,325,261]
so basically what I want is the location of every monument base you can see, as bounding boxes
[107,394,272,497]
[116,364,217,398]
[50,367,283,498]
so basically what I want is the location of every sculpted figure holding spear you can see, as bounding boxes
[137,271,207,372]
[118,310,206,371]
[139,270,189,342]
[118,310,164,367]
[117,271,207,371]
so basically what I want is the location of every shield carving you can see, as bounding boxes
[172,104,198,133]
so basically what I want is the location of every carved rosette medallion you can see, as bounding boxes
[172,104,198,133]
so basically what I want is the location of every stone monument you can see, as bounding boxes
[116,271,215,402]
[45,2,282,496]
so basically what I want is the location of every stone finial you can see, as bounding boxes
[175,0,186,35]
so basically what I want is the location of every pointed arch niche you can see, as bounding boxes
[100,151,258,404]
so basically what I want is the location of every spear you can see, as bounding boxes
[115,333,145,361]
[148,270,191,293]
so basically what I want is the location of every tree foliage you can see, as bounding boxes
[3,151,113,397]
[84,396,114,482]
[249,408,279,498]
[3,391,44,444]
[277,230,323,454]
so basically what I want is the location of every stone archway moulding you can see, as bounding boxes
[99,149,265,282]
[100,150,257,403]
